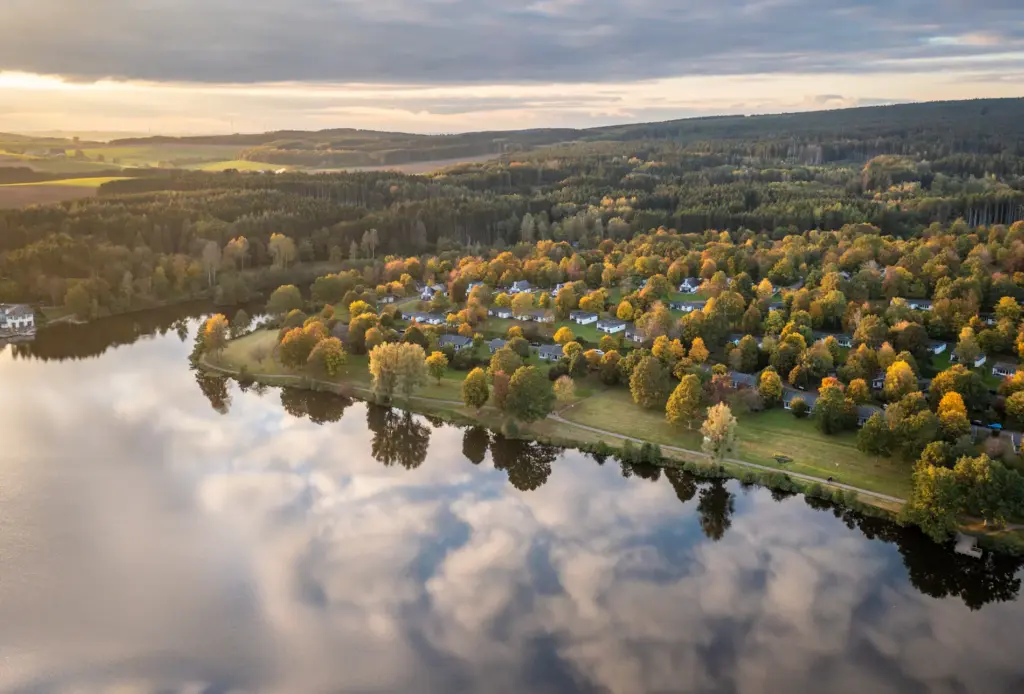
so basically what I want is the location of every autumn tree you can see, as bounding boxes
[489,347,523,378]
[426,350,449,384]
[813,378,854,434]
[308,337,346,377]
[511,292,535,317]
[701,403,738,462]
[267,284,302,316]
[666,374,704,429]
[883,360,917,402]
[279,322,326,369]
[758,368,783,407]
[689,337,709,365]
[553,375,576,403]
[462,367,490,411]
[937,391,970,440]
[505,366,555,423]
[554,326,575,345]
[268,233,297,269]
[629,356,672,409]
[202,314,230,357]
[954,326,981,367]
[368,342,427,402]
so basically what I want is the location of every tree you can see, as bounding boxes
[758,368,783,406]
[426,350,449,384]
[1006,391,1024,426]
[279,323,326,369]
[736,335,760,373]
[403,324,428,350]
[996,295,1021,323]
[349,300,373,317]
[489,347,523,378]
[901,460,963,543]
[599,350,622,385]
[937,391,970,440]
[230,309,251,339]
[616,300,635,321]
[666,374,704,429]
[814,379,854,434]
[554,286,578,319]
[307,337,346,376]
[553,375,576,403]
[689,337,709,365]
[701,403,738,461]
[857,412,892,455]
[267,284,302,315]
[847,378,870,404]
[511,292,534,317]
[462,368,490,411]
[629,356,672,409]
[505,366,555,423]
[347,312,378,354]
[930,364,988,413]
[492,371,511,410]
[202,314,230,356]
[268,233,296,268]
[789,397,809,418]
[954,326,981,368]
[368,342,427,402]
[883,360,917,401]
[554,326,575,345]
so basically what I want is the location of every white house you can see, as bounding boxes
[509,280,532,295]
[570,311,599,325]
[538,344,564,361]
[624,325,644,344]
[927,341,947,355]
[596,319,627,334]
[550,282,569,297]
[678,278,701,294]
[0,304,35,333]
[488,306,513,319]
[408,312,445,326]
[420,284,446,301]
[992,362,1018,378]
[951,352,987,368]
[670,300,706,313]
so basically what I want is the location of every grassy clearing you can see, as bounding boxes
[191,160,285,172]
[560,388,913,498]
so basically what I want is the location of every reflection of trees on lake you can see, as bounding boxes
[803,496,1024,610]
[665,468,699,505]
[490,434,559,492]
[279,388,352,424]
[697,480,735,541]
[366,405,431,470]
[462,427,490,465]
[174,319,190,342]
[620,461,662,481]
[195,371,231,414]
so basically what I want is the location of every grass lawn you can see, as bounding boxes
[560,388,913,498]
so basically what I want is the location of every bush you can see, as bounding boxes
[790,397,809,418]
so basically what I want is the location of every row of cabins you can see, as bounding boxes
[0,304,35,334]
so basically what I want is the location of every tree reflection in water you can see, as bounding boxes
[366,404,431,470]
[697,480,736,542]
[462,427,490,465]
[665,468,699,505]
[280,388,352,424]
[194,371,231,415]
[490,434,559,492]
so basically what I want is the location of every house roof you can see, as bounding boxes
[673,300,706,309]
[440,335,472,347]
[729,371,759,387]
[783,388,819,406]
[570,310,598,319]
[597,319,626,328]
[487,338,507,349]
[538,344,564,358]
[857,405,883,420]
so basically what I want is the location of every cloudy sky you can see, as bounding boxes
[1,0,1023,134]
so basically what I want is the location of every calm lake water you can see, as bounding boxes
[2,307,1023,694]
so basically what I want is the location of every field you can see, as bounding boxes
[0,176,129,208]
[189,159,287,172]
[311,154,498,175]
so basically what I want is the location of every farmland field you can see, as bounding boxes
[0,176,127,208]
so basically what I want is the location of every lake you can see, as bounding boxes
[1,307,1023,693]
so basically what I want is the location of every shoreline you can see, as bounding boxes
[198,355,1024,555]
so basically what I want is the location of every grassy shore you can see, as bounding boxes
[216,329,913,507]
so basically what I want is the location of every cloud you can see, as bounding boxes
[0,0,1022,85]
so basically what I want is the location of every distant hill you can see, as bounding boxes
[101,98,1024,169]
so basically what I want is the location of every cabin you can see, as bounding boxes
[811,331,852,348]
[419,284,447,301]
[569,310,599,325]
[670,300,706,313]
[408,311,444,326]
[927,341,947,355]
[870,370,886,390]
[729,372,758,389]
[378,294,397,305]
[467,281,485,292]
[597,319,627,334]
[767,302,785,313]
[509,280,533,295]
[486,338,507,354]
[0,304,35,333]
[783,390,818,410]
[518,309,554,323]
[857,405,883,427]
[550,282,569,297]
[624,325,644,344]
[488,306,513,319]
[439,335,473,351]
[951,352,987,368]
[537,344,564,361]
[992,362,1018,378]
[678,278,701,294]
[897,298,933,311]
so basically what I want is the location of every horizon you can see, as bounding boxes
[1,1,1023,134]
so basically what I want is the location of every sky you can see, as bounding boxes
[1,0,1023,135]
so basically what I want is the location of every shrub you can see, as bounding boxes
[790,397,809,418]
